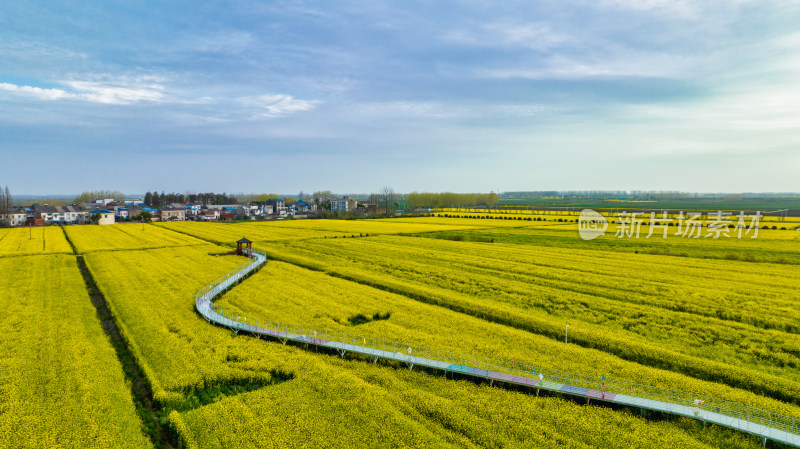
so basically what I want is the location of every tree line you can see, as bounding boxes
[73,190,126,205]
[406,192,499,209]
[0,185,12,227]
[143,192,238,208]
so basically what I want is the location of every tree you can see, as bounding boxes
[380,186,395,216]
[313,190,335,201]
[0,185,9,227]
[90,213,101,224]
[73,190,125,206]
[139,211,153,222]
[368,193,381,213]
[144,192,153,207]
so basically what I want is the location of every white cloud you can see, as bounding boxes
[632,81,800,133]
[238,94,319,118]
[0,82,74,100]
[0,76,166,105]
[63,80,165,104]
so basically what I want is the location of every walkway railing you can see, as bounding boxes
[195,249,800,447]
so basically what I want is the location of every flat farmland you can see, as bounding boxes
[155,218,496,246]
[7,216,796,448]
[421,221,800,264]
[85,244,761,448]
[0,255,151,448]
[65,223,207,253]
[263,233,800,405]
[267,216,536,231]
[0,226,72,256]
[218,259,800,419]
[154,221,354,244]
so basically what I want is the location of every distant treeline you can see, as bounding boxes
[144,192,238,208]
[73,190,127,205]
[504,191,800,199]
[406,192,499,209]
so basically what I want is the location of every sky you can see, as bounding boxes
[1,0,799,195]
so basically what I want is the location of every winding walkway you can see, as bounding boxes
[196,249,800,448]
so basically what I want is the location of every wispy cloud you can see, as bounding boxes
[238,94,319,118]
[63,78,165,104]
[350,101,561,121]
[595,0,703,18]
[0,83,74,100]
[186,31,255,54]
[443,21,569,51]
[474,52,694,80]
[0,76,166,105]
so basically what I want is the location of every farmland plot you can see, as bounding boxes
[0,226,72,256]
[0,255,151,448]
[84,245,759,448]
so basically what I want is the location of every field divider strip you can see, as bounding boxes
[63,225,175,448]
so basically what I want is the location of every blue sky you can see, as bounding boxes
[2,1,799,195]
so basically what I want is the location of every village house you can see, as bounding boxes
[24,204,85,225]
[59,206,87,224]
[266,198,287,217]
[330,197,357,213]
[293,200,316,214]
[258,203,273,216]
[184,204,201,218]
[199,208,220,221]
[159,207,186,221]
[115,207,131,221]
[1,209,27,226]
[90,210,115,225]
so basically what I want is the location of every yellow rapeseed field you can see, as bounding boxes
[84,244,764,448]
[7,216,794,448]
[0,226,72,256]
[0,255,151,448]
[65,222,206,253]
[266,235,800,406]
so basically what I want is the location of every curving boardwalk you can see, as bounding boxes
[196,250,800,448]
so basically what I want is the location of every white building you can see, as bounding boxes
[90,210,115,225]
[267,199,287,217]
[330,198,357,212]
[1,211,27,226]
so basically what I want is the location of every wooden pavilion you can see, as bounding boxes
[236,237,253,256]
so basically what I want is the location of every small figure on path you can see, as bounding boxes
[693,399,705,416]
